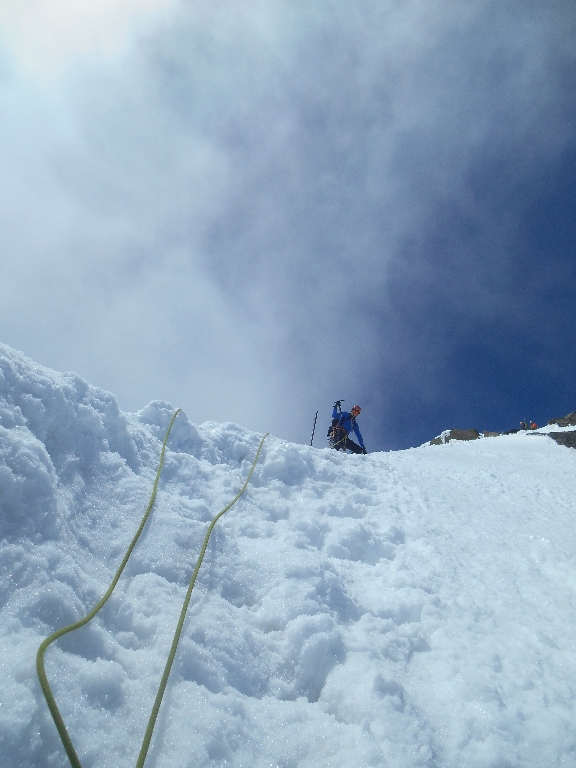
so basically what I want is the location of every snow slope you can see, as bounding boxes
[1,343,576,768]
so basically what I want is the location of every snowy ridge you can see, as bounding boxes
[1,344,576,768]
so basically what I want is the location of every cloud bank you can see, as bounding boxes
[1,0,575,448]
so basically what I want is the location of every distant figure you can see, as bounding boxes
[519,421,528,431]
[328,402,367,454]
[530,422,538,430]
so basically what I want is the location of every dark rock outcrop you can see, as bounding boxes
[548,431,576,450]
[449,428,480,441]
[548,412,576,428]
[430,428,480,445]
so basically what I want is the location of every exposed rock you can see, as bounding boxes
[483,431,500,437]
[429,428,479,445]
[547,411,576,428]
[548,431,576,449]
[447,428,480,441]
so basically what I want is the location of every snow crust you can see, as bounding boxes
[1,343,576,768]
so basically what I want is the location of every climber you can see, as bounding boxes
[328,401,367,454]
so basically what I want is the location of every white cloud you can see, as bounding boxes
[0,0,177,76]
[0,0,575,447]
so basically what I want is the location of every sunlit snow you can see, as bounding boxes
[1,343,575,767]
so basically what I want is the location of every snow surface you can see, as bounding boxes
[1,343,576,768]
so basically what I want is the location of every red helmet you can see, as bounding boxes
[351,405,361,415]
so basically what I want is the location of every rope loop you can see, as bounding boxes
[36,409,268,768]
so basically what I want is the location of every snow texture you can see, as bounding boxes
[1,342,576,768]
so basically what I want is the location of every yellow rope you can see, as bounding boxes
[36,405,267,768]
[37,408,183,768]
[135,432,268,768]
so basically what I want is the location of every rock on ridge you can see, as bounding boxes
[429,428,480,445]
[548,411,576,427]
[548,432,576,449]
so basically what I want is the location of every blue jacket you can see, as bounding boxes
[332,407,365,448]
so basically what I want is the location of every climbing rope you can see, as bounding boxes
[329,423,348,451]
[135,431,268,768]
[37,408,183,768]
[36,408,267,768]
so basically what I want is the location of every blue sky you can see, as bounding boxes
[1,0,575,451]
